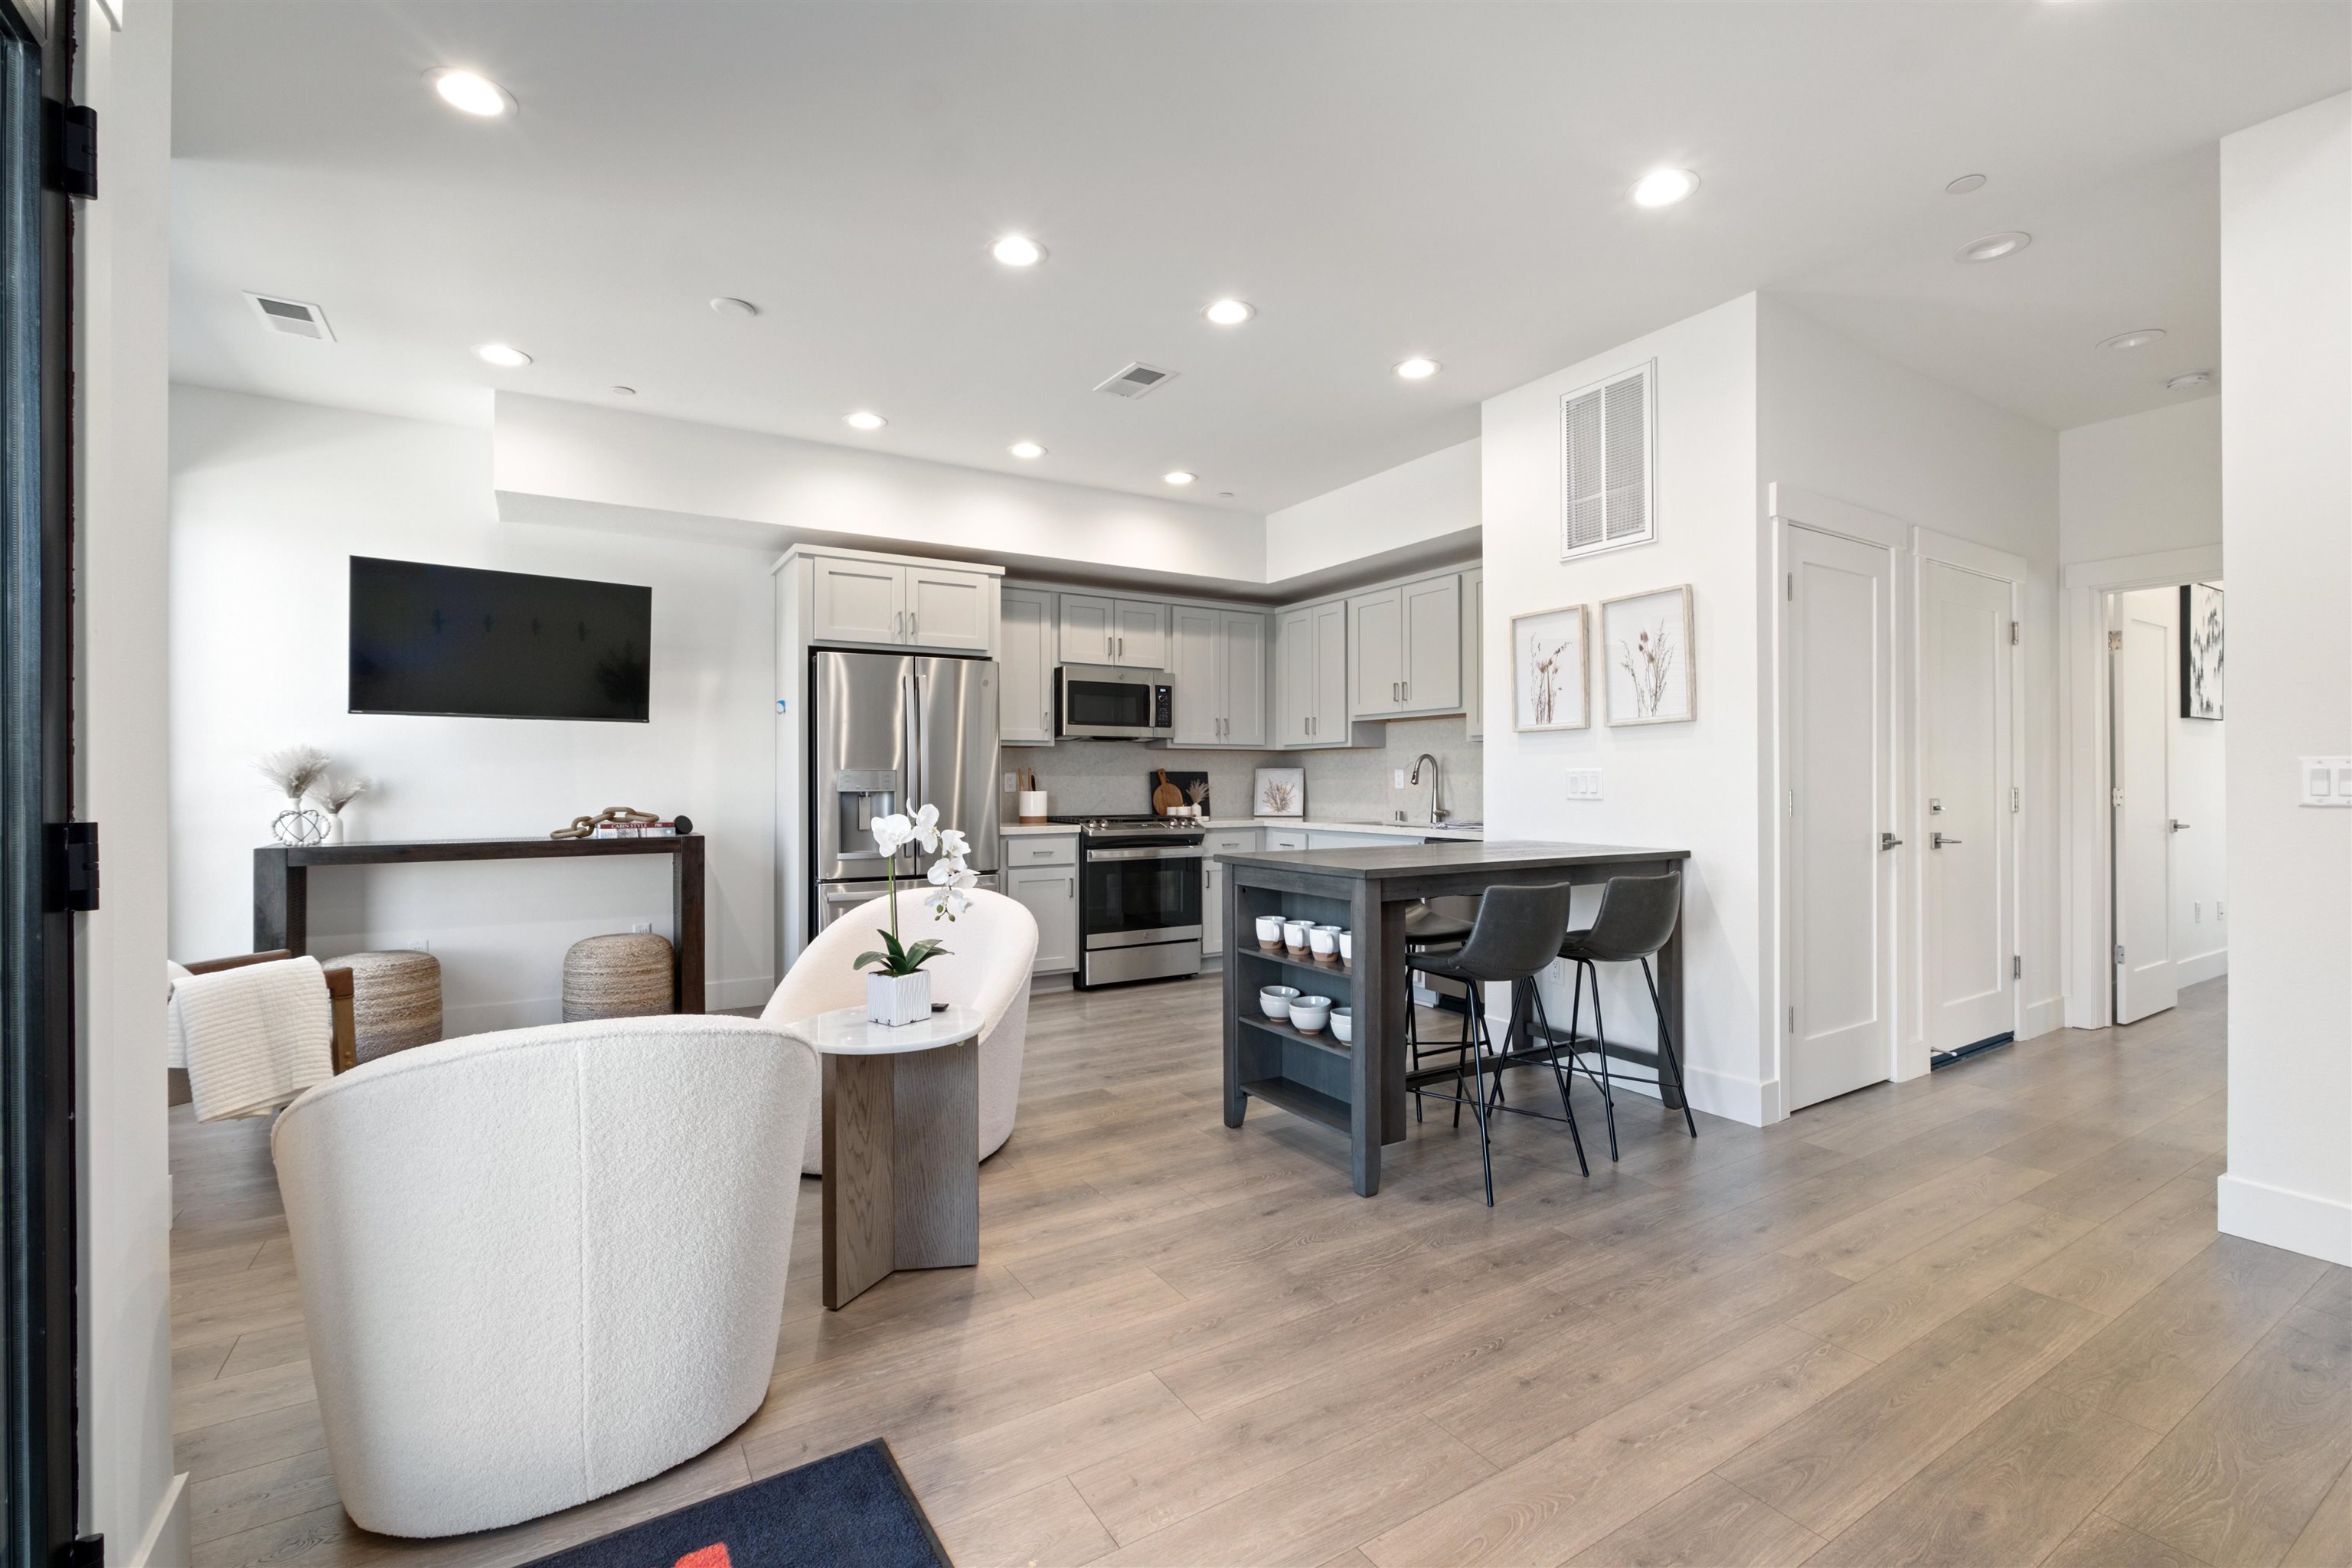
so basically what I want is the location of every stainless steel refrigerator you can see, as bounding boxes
[808,649,1001,937]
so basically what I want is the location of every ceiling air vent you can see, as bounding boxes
[1093,361,1178,400]
[1560,360,1655,559]
[244,292,335,342]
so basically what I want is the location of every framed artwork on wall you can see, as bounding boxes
[1602,584,1695,727]
[2180,582,2223,720]
[1253,767,1305,817]
[1510,604,1589,732]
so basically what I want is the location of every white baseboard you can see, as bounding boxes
[128,1473,188,1568]
[1533,1051,1769,1128]
[2021,995,2066,1041]
[2219,1171,2352,1266]
[2177,950,2229,988]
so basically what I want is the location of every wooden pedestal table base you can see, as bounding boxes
[785,1003,985,1311]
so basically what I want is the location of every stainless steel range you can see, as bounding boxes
[1050,815,1204,988]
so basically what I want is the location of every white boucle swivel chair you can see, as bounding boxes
[270,1015,818,1539]
[763,887,1037,1174]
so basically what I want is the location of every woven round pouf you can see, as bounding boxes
[562,933,675,1022]
[322,950,443,1064]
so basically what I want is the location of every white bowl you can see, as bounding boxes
[1289,995,1333,1033]
[1331,1007,1353,1043]
[1259,985,1300,1021]
[1308,926,1340,958]
[1338,931,1353,963]
[1282,921,1312,951]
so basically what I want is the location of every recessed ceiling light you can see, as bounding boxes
[611,385,637,397]
[1945,173,1988,195]
[844,411,887,431]
[990,235,1045,267]
[1394,357,1439,380]
[2166,370,2213,390]
[473,342,531,368]
[1204,298,1255,326]
[1009,441,1046,459]
[2098,328,2167,351]
[1629,168,1700,208]
[710,297,759,319]
[428,68,514,119]
[1956,231,2032,263]
[1163,471,1196,486]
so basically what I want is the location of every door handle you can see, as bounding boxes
[2169,819,2191,832]
[1932,831,1963,848]
[1880,832,1903,851]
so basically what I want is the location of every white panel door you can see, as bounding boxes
[1923,563,2016,1052]
[905,567,991,652]
[1220,610,1268,747]
[2113,599,2178,1023]
[1058,593,1116,665]
[1784,524,1896,1111]
[1350,588,1404,715]
[998,587,1055,745]
[808,558,906,645]
[1400,573,1463,712]
[1168,604,1222,746]
[1112,599,1168,670]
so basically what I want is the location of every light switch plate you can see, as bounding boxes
[1566,769,1602,801]
[2301,756,2352,806]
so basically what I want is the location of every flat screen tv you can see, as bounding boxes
[348,557,652,722]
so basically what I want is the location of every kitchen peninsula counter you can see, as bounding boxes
[1218,839,1690,1195]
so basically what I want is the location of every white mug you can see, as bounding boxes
[1282,920,1312,951]
[1255,915,1285,949]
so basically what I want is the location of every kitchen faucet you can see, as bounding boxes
[1407,753,1449,826]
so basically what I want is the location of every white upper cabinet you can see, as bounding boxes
[906,566,993,650]
[1168,604,1268,748]
[808,556,906,646]
[805,555,993,653]
[1348,572,1462,718]
[1463,567,1485,739]
[1059,593,1166,668]
[1274,598,1350,748]
[999,587,1057,745]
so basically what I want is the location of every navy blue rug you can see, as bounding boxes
[522,1441,949,1568]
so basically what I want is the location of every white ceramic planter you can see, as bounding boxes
[867,969,933,1027]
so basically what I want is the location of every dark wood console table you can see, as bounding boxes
[253,835,706,1013]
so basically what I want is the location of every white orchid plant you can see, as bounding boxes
[857,803,978,978]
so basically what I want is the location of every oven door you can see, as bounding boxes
[1081,842,1203,946]
[1057,665,1168,740]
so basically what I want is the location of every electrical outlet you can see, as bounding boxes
[2193,901,2202,923]
[1003,772,1017,793]
[632,922,652,935]
[403,937,430,955]
[1393,769,1406,788]
[2216,900,2225,923]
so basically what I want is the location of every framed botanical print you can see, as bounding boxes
[1511,604,1589,732]
[1601,585,1695,726]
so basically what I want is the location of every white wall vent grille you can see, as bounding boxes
[1093,361,1178,400]
[1559,360,1655,558]
[244,293,335,341]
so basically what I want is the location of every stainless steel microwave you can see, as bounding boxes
[1055,664,1174,740]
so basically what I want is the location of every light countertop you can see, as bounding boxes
[1000,817,1482,841]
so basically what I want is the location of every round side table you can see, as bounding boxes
[782,1003,986,1311]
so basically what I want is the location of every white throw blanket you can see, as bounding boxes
[168,956,335,1122]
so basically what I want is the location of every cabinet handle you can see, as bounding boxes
[910,612,917,639]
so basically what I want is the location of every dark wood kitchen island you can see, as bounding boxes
[1220,839,1690,1195]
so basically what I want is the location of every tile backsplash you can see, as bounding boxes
[1004,714,1481,825]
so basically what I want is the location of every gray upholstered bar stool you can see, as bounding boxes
[1408,882,1586,1204]
[1557,871,1697,1161]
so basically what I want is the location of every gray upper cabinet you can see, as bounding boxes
[1463,567,1485,739]
[1169,605,1268,748]
[1275,598,1349,748]
[1059,593,1167,669]
[999,586,1057,745]
[1348,572,1462,718]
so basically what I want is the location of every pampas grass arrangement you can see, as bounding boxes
[313,773,371,814]
[256,745,332,801]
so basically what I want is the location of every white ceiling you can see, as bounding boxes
[169,2,2348,512]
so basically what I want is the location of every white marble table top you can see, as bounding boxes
[782,1002,985,1057]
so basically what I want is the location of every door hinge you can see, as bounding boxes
[65,1533,104,1568]
[2107,629,2123,652]
[46,822,99,912]
[2011,786,2021,813]
[2012,955,2022,980]
[2112,786,2124,808]
[2010,620,2020,645]
[2114,943,2125,966]
[43,101,96,198]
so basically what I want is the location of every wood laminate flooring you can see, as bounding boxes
[168,975,2352,1566]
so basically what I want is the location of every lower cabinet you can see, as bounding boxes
[1008,862,1080,975]
[1203,859,1224,959]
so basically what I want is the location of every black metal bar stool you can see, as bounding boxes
[1403,900,1478,1123]
[1556,871,1697,1161]
[1408,883,1587,1204]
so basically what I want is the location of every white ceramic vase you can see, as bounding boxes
[867,969,932,1027]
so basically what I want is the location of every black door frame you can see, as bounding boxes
[0,0,82,1557]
